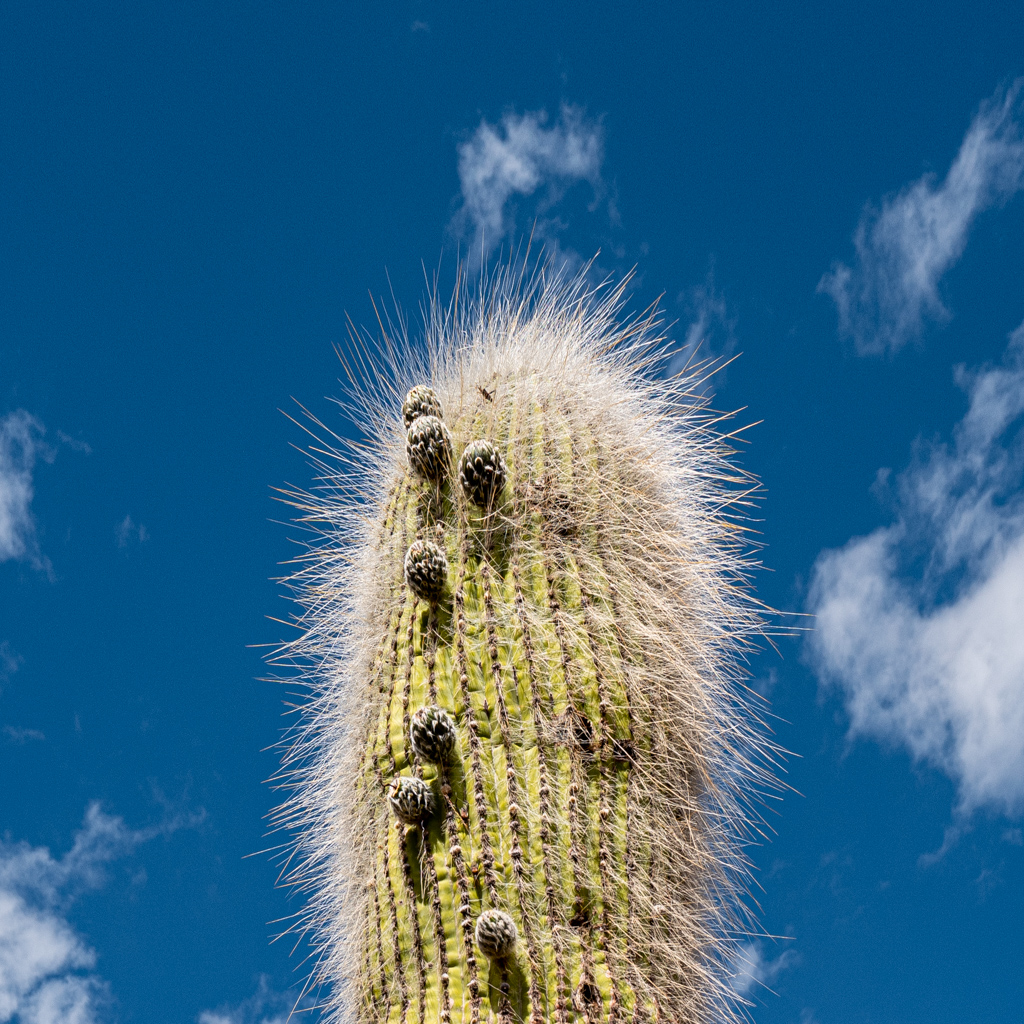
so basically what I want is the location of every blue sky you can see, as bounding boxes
[1,3,1023,1022]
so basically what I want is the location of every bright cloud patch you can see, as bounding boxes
[0,411,49,569]
[197,976,302,1024]
[731,941,798,1000]
[820,81,1024,355]
[0,804,142,1023]
[808,322,1024,815]
[452,104,604,262]
[0,802,201,1023]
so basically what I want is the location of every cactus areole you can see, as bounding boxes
[273,267,779,1024]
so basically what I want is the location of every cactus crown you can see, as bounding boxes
[273,264,782,1024]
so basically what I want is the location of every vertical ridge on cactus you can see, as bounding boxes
[271,263,782,1024]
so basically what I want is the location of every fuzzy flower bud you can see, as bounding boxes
[402,385,444,428]
[407,415,453,482]
[404,539,448,602]
[474,908,517,960]
[458,439,507,508]
[388,775,436,824]
[410,705,457,764]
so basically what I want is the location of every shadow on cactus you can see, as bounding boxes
[270,261,784,1024]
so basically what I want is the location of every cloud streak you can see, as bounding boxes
[197,975,312,1024]
[0,411,50,571]
[807,321,1024,816]
[451,104,605,265]
[820,81,1024,355]
[0,802,204,1023]
[731,941,798,1000]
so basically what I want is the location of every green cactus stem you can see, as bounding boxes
[273,266,781,1024]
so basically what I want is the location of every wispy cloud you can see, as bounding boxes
[197,975,311,1024]
[56,430,92,455]
[3,725,45,744]
[0,410,52,572]
[819,80,1024,355]
[0,642,22,683]
[115,515,149,550]
[670,269,738,385]
[807,320,1024,816]
[731,940,798,1000]
[0,802,204,1023]
[450,104,605,267]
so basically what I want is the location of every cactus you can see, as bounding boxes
[273,267,779,1024]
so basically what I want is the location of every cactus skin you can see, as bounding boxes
[274,268,779,1024]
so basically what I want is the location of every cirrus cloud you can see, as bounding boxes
[450,103,606,266]
[819,80,1024,355]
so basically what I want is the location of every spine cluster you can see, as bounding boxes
[274,269,778,1024]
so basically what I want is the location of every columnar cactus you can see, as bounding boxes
[274,268,778,1024]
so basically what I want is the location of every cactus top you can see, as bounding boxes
[402,384,444,428]
[458,438,507,507]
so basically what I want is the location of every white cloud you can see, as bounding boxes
[114,516,148,550]
[731,941,798,1000]
[0,805,137,1023]
[0,411,51,571]
[670,269,738,385]
[197,976,301,1024]
[819,80,1024,355]
[451,104,605,264]
[807,321,1024,816]
[0,802,203,1023]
